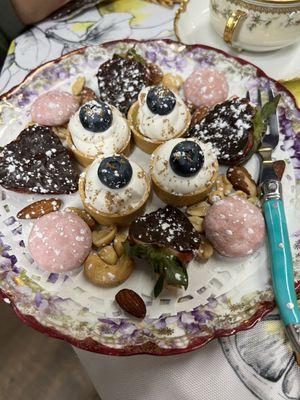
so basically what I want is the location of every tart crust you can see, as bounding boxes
[79,172,151,226]
[66,130,131,167]
[127,101,191,154]
[150,157,219,207]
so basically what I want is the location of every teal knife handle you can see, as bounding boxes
[263,199,300,327]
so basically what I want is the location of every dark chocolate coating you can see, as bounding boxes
[187,98,255,165]
[0,125,78,194]
[129,205,201,253]
[97,55,150,114]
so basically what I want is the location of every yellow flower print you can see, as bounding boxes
[99,0,149,25]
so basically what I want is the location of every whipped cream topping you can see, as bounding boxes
[136,87,190,141]
[84,156,149,215]
[68,105,130,156]
[151,138,217,195]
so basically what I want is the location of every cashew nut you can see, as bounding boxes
[113,231,128,257]
[187,201,210,217]
[162,73,183,93]
[221,174,233,195]
[65,207,96,230]
[92,225,117,248]
[230,190,248,199]
[208,188,225,204]
[248,196,261,207]
[84,252,134,287]
[98,245,118,265]
[72,76,85,96]
[197,239,214,261]
[53,126,69,140]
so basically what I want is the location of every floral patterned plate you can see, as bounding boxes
[0,39,300,356]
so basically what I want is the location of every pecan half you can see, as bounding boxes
[227,166,257,197]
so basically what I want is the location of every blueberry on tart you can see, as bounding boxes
[0,125,78,194]
[128,85,191,154]
[79,154,151,226]
[67,99,131,167]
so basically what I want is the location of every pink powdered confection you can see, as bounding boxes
[31,90,79,126]
[183,68,229,108]
[205,196,265,258]
[28,211,92,273]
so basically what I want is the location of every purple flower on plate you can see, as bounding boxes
[145,51,157,63]
[0,256,11,271]
[12,265,20,273]
[98,319,123,335]
[207,296,218,309]
[192,308,214,324]
[152,317,167,330]
[7,254,17,266]
[3,216,16,226]
[47,273,59,283]
[189,49,215,67]
[35,292,43,307]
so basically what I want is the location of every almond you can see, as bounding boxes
[65,207,96,230]
[115,289,146,319]
[80,87,98,105]
[273,160,286,181]
[147,63,163,85]
[227,166,257,197]
[17,198,62,219]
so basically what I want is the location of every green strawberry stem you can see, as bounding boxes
[124,241,188,297]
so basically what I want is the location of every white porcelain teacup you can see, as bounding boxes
[210,0,300,52]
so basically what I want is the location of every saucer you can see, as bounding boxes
[174,0,300,81]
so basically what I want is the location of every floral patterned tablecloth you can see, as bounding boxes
[0,1,299,399]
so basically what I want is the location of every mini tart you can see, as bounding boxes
[66,131,131,168]
[128,87,191,154]
[150,138,218,207]
[67,101,131,167]
[79,156,151,226]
